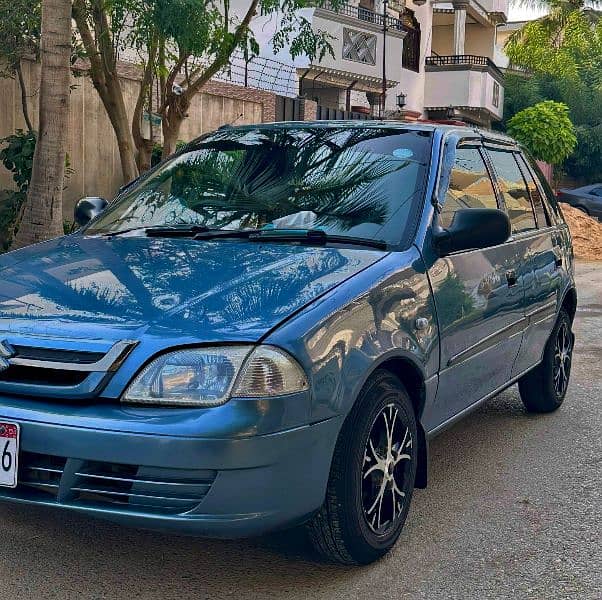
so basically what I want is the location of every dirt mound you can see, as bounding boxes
[560,202,602,261]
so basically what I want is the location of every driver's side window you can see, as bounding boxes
[440,147,498,228]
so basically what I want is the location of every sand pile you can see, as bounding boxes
[560,203,602,261]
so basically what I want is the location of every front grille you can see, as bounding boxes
[0,365,88,387]
[11,346,106,364]
[0,338,137,398]
[10,452,216,515]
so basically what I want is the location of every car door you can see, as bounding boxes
[586,186,602,219]
[427,137,527,426]
[508,151,564,374]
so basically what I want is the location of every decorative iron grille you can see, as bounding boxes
[343,28,377,65]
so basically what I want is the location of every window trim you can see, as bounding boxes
[515,152,551,230]
[482,147,538,235]
[437,138,502,229]
[519,150,562,225]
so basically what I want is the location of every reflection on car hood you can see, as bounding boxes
[0,235,386,343]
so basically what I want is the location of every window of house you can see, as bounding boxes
[401,9,421,73]
[440,147,498,228]
[488,149,537,233]
[492,81,500,108]
[516,154,550,228]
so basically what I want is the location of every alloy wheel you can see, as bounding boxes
[362,403,413,536]
[553,321,573,397]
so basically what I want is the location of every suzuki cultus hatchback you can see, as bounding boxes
[0,123,576,564]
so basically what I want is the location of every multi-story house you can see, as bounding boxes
[236,0,508,127]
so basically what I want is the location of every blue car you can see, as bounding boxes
[0,122,576,564]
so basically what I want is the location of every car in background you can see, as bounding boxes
[0,122,577,565]
[557,184,602,219]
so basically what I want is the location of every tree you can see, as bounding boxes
[508,101,577,165]
[12,0,72,249]
[0,0,41,131]
[72,0,340,181]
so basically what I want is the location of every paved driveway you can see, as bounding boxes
[1,263,600,599]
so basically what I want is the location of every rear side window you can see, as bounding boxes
[440,147,498,228]
[488,150,536,234]
[523,153,561,222]
[592,187,602,198]
[516,154,550,228]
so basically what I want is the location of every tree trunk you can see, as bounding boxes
[72,0,139,184]
[104,71,139,183]
[12,0,71,249]
[15,61,34,132]
[162,122,180,158]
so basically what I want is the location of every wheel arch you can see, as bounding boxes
[360,354,429,489]
[561,287,577,323]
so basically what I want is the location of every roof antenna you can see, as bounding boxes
[219,113,245,130]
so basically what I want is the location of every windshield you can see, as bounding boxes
[87,126,432,247]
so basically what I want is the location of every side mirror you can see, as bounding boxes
[433,208,511,255]
[74,197,108,227]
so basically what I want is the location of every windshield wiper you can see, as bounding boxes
[95,225,219,238]
[247,229,388,250]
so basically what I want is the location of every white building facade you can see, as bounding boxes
[236,0,508,127]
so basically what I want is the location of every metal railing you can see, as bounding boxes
[321,2,406,32]
[425,55,503,78]
[213,51,298,98]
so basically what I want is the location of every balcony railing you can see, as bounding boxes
[426,55,503,79]
[321,2,406,32]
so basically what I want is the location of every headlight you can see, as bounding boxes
[122,345,308,407]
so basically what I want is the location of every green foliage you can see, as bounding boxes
[151,140,187,166]
[501,6,602,182]
[508,101,577,165]
[0,0,40,75]
[0,129,35,251]
[0,130,36,193]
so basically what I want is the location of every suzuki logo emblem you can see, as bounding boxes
[0,340,15,372]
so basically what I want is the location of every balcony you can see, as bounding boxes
[319,2,407,33]
[298,1,406,99]
[424,55,504,125]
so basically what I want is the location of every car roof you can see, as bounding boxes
[212,120,518,146]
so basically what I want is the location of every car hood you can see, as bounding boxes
[0,235,385,345]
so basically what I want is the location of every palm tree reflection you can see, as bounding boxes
[93,127,418,235]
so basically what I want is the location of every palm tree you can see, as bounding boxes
[508,0,601,48]
[12,0,71,249]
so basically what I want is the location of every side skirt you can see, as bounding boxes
[426,362,540,440]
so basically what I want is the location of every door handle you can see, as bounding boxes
[506,270,518,287]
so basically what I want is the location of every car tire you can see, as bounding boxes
[307,370,418,565]
[518,309,574,413]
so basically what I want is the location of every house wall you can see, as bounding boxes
[312,12,406,85]
[431,23,497,59]
[424,67,504,120]
[389,1,432,115]
[0,59,271,216]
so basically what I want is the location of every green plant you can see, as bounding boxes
[151,140,186,167]
[507,101,577,166]
[0,129,36,193]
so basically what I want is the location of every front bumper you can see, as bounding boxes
[0,398,342,538]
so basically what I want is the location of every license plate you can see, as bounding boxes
[0,422,19,488]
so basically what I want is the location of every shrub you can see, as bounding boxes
[507,101,577,166]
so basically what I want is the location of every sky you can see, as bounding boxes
[507,6,547,22]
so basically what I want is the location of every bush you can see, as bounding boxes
[0,130,36,250]
[507,101,577,166]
